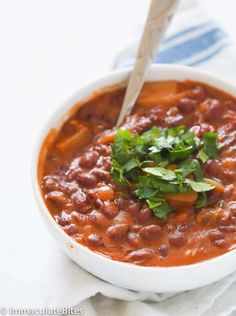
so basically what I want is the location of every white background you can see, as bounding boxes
[0,0,236,311]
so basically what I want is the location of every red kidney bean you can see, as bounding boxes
[139,225,162,241]
[202,99,223,122]
[225,133,236,147]
[87,234,104,247]
[115,197,126,209]
[71,211,88,225]
[192,85,206,101]
[208,191,224,207]
[190,123,215,138]
[231,216,236,224]
[178,98,197,113]
[96,156,112,171]
[94,198,103,209]
[131,116,153,134]
[127,233,141,247]
[224,185,234,199]
[208,229,225,241]
[79,151,99,168]
[87,190,97,201]
[221,121,236,134]
[126,248,154,262]
[107,224,129,240]
[56,210,71,226]
[103,157,112,171]
[76,173,97,188]
[45,191,67,206]
[218,225,236,233]
[178,223,191,232]
[218,215,232,226]
[165,114,184,127]
[127,202,141,216]
[64,224,79,236]
[87,190,103,210]
[130,224,142,233]
[189,125,201,136]
[203,159,221,178]
[166,223,174,232]
[59,181,78,194]
[64,202,74,210]
[223,169,236,182]
[102,201,119,219]
[94,144,111,156]
[66,167,82,182]
[229,201,236,215]
[168,231,186,248]
[89,210,111,227]
[137,207,153,224]
[69,157,80,169]
[113,210,132,225]
[151,109,165,125]
[71,189,91,213]
[92,168,111,181]
[225,100,236,112]
[158,244,169,257]
[43,176,59,191]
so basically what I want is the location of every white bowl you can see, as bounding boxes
[32,64,236,293]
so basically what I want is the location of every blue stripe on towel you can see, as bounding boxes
[154,28,226,64]
[163,22,212,44]
[114,20,229,69]
[188,43,229,66]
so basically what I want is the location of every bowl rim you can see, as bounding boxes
[32,63,236,272]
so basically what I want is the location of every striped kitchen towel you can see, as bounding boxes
[113,7,236,82]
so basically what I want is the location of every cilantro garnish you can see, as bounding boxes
[195,192,207,209]
[110,125,222,219]
[198,132,221,162]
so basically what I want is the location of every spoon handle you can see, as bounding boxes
[116,0,179,127]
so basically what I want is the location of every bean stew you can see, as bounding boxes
[39,81,236,266]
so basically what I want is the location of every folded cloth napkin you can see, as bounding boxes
[3,5,235,316]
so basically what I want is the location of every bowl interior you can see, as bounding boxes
[32,64,236,274]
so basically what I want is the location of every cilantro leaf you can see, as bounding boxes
[185,179,215,192]
[110,125,221,219]
[147,198,172,219]
[198,148,209,163]
[111,129,132,165]
[154,180,179,193]
[123,158,140,172]
[143,167,176,181]
[195,192,207,209]
[168,146,194,162]
[110,159,129,185]
[178,159,203,180]
[203,132,219,159]
[135,176,157,199]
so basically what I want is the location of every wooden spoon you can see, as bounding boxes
[116,0,179,127]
